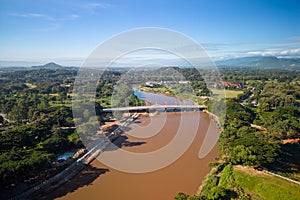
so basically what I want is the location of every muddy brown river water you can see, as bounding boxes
[51,111,219,200]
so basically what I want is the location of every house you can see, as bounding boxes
[215,81,243,89]
[145,81,161,87]
[178,81,190,84]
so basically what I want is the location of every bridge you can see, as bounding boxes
[102,105,206,112]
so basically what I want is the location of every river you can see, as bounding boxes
[51,90,219,200]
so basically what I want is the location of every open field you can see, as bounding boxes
[212,89,243,99]
[139,86,175,96]
[234,166,300,200]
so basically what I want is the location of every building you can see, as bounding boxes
[215,81,243,89]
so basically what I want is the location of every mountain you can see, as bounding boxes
[31,62,64,69]
[216,56,300,69]
[215,56,263,66]
[250,57,300,68]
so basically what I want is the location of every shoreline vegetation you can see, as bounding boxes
[187,163,300,200]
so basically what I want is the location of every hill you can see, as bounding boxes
[216,56,300,69]
[31,62,64,69]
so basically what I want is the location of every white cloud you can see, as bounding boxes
[202,40,300,59]
[11,12,79,22]
[10,12,52,20]
[280,48,300,56]
[85,2,112,9]
[247,48,300,57]
[10,12,80,31]
[247,51,275,56]
[81,2,113,14]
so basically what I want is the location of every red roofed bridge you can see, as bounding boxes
[102,105,206,112]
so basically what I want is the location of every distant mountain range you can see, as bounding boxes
[1,57,300,71]
[0,62,78,71]
[215,56,300,69]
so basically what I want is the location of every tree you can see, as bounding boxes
[0,115,4,124]
[8,99,28,124]
[207,186,227,200]
[218,164,234,187]
[227,129,280,167]
[175,192,189,200]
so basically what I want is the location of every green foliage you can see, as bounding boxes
[225,100,255,124]
[128,94,145,106]
[67,131,81,146]
[218,100,281,167]
[258,82,299,111]
[256,105,300,138]
[198,164,247,200]
[268,142,300,182]
[175,192,190,200]
[0,149,50,186]
[40,133,68,153]
[218,164,234,187]
[222,127,280,167]
[234,168,300,200]
[0,69,82,187]
[207,186,228,200]
[174,192,202,200]
[0,123,51,150]
[199,170,219,198]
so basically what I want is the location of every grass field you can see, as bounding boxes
[234,167,300,200]
[212,89,243,99]
[139,86,175,96]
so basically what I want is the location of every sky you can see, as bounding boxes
[0,0,299,66]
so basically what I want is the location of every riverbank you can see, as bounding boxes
[9,113,141,200]
[202,110,223,134]
[195,163,300,199]
[137,86,202,105]
[234,165,300,199]
[50,112,218,200]
[33,89,219,199]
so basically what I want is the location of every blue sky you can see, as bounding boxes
[0,0,299,66]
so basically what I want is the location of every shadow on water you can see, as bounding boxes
[118,125,132,132]
[122,141,146,147]
[36,131,145,199]
[104,134,146,151]
[36,166,109,200]
[133,120,142,124]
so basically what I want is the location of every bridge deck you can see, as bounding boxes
[103,105,206,112]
